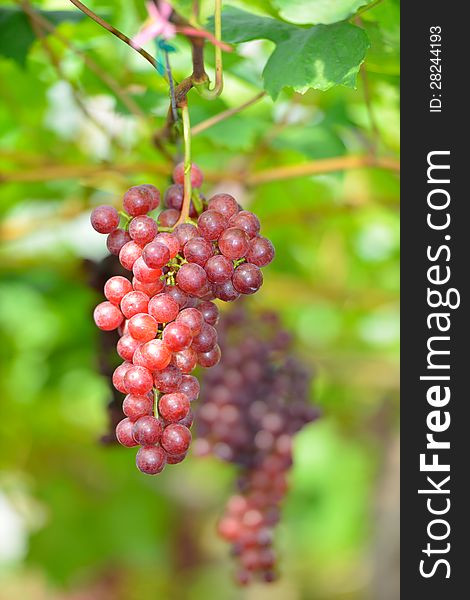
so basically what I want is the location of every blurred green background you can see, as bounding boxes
[0,1,399,599]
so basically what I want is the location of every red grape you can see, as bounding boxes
[119,241,143,270]
[90,205,120,234]
[148,293,179,323]
[246,237,275,267]
[129,215,158,246]
[124,365,153,395]
[198,301,219,325]
[132,415,162,445]
[164,183,184,210]
[142,241,170,269]
[162,321,192,352]
[122,394,153,421]
[191,322,217,352]
[198,210,227,241]
[174,222,199,249]
[123,185,153,216]
[128,313,158,342]
[208,193,239,219]
[218,228,250,260]
[133,256,162,283]
[205,255,234,284]
[155,232,180,259]
[229,211,260,239]
[232,264,263,295]
[178,374,200,401]
[132,277,164,297]
[154,365,182,393]
[107,229,131,255]
[121,291,149,319]
[112,362,132,394]
[93,301,123,331]
[176,307,203,335]
[173,162,203,188]
[161,423,192,455]
[198,344,221,368]
[159,392,190,423]
[183,237,214,266]
[176,263,208,295]
[139,339,172,371]
[117,335,141,361]
[213,279,240,302]
[136,445,166,475]
[104,276,132,306]
[116,418,138,447]
[158,208,179,227]
[172,347,198,373]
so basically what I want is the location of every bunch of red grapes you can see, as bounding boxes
[194,308,319,585]
[90,163,274,475]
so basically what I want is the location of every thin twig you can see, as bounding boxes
[22,0,123,152]
[0,155,400,185]
[192,91,266,136]
[246,155,400,184]
[18,0,145,118]
[67,0,160,72]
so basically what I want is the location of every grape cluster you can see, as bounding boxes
[194,308,319,584]
[90,163,274,475]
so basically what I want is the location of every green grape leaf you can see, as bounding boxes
[0,8,84,67]
[216,8,369,98]
[272,0,370,25]
[219,6,293,43]
[0,9,36,67]
[264,23,369,98]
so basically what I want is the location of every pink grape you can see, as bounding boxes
[161,423,192,455]
[139,339,172,371]
[128,313,158,342]
[218,228,250,260]
[173,162,203,188]
[107,229,131,255]
[117,335,142,361]
[116,418,138,447]
[162,321,192,352]
[133,256,162,283]
[124,365,153,395]
[112,361,132,394]
[232,263,263,295]
[90,205,120,234]
[123,185,154,216]
[132,416,163,445]
[136,445,166,475]
[119,241,143,270]
[93,301,123,331]
[121,291,149,319]
[104,276,132,306]
[129,215,158,246]
[142,241,170,269]
[197,210,227,241]
[122,394,153,421]
[159,392,190,423]
[246,236,275,267]
[208,194,239,219]
[148,293,179,323]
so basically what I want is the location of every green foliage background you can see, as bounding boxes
[0,1,399,599]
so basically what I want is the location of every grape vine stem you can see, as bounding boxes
[67,0,161,72]
[192,92,266,136]
[175,102,193,226]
